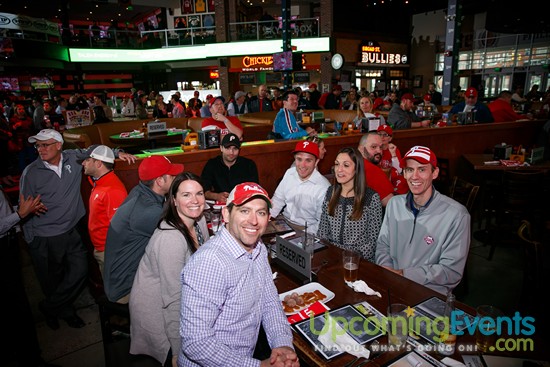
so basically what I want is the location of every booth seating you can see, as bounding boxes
[62,110,361,148]
[63,117,189,148]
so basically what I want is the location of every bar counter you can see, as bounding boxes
[105,119,546,196]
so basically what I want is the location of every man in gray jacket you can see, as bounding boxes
[103,155,183,303]
[20,129,134,330]
[375,145,470,295]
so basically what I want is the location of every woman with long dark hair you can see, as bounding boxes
[317,147,383,262]
[130,172,209,367]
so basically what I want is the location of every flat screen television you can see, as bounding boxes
[31,77,54,89]
[273,51,293,71]
[0,77,20,92]
[273,51,302,72]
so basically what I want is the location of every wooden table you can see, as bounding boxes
[109,130,184,149]
[271,243,547,366]
[462,154,550,172]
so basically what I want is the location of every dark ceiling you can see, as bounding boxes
[1,0,547,35]
[0,0,161,24]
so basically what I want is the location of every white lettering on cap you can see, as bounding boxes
[230,135,236,141]
[243,184,264,193]
[302,141,309,148]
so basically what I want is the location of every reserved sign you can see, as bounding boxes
[276,236,311,281]
[147,121,167,134]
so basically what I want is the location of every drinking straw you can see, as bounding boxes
[304,222,308,247]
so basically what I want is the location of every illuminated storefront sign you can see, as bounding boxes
[209,71,219,79]
[360,42,408,65]
[229,53,321,72]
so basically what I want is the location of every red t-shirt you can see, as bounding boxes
[363,159,394,201]
[380,147,403,170]
[201,115,243,135]
[488,98,523,122]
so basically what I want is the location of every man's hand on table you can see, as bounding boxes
[261,346,299,367]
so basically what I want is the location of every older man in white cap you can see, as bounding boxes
[375,145,470,295]
[20,129,135,330]
[81,145,128,275]
[227,90,249,116]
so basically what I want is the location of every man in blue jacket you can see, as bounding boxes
[449,87,494,123]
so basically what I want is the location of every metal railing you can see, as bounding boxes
[228,17,320,42]
[1,17,320,49]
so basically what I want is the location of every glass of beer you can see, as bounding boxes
[475,305,504,353]
[342,249,360,282]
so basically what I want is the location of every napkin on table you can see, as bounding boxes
[441,357,467,367]
[346,280,382,298]
[317,315,370,359]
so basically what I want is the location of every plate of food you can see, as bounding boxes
[279,282,335,315]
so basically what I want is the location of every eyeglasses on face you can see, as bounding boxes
[377,132,390,137]
[34,142,58,149]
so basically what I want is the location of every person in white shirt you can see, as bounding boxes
[270,140,330,234]
[121,95,135,116]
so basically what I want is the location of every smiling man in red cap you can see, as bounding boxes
[271,140,330,234]
[376,145,471,295]
[387,93,431,130]
[449,86,494,123]
[180,182,299,366]
[104,155,184,303]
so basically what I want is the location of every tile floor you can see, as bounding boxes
[18,231,533,367]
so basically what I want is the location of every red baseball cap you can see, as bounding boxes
[226,182,271,208]
[138,155,184,181]
[292,140,319,159]
[401,93,415,101]
[373,97,385,110]
[309,83,317,89]
[377,124,393,136]
[332,84,342,91]
[465,87,478,98]
[206,94,213,99]
[404,146,438,167]
[423,94,432,101]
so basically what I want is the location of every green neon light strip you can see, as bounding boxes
[68,37,330,62]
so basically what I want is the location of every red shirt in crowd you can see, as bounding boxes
[488,98,524,122]
[87,171,128,252]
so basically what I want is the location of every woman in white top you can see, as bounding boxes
[353,96,386,130]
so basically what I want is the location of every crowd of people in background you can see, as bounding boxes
[3,76,550,366]
[2,81,549,184]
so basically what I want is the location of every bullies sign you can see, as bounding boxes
[360,41,408,65]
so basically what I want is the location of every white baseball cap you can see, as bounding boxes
[89,145,115,163]
[28,129,64,144]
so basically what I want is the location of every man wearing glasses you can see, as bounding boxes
[19,129,135,330]
[448,87,494,123]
